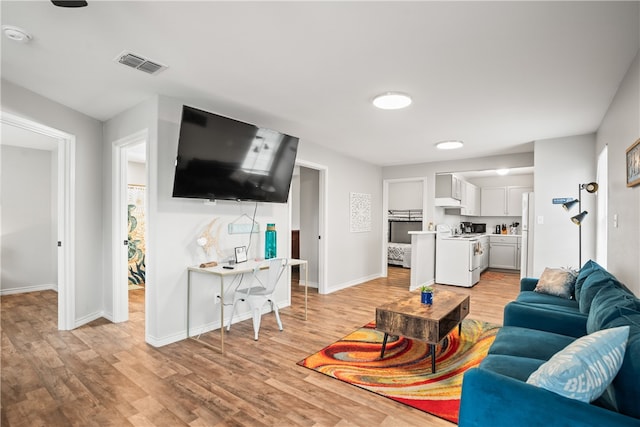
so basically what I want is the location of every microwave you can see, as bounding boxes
[471,223,486,233]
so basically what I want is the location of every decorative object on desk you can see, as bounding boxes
[297,319,500,424]
[420,285,434,305]
[198,261,218,268]
[265,223,277,259]
[234,246,248,263]
[197,218,222,262]
[626,137,640,187]
[556,182,598,267]
[349,192,372,232]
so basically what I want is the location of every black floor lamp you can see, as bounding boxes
[561,182,598,268]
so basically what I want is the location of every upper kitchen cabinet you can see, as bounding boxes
[480,186,532,216]
[435,173,463,207]
[461,181,480,216]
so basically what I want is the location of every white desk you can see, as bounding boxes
[186,258,308,353]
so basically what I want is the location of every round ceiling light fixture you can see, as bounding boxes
[372,92,412,110]
[435,140,464,150]
[2,25,33,43]
[496,168,510,176]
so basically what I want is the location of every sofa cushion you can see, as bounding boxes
[574,259,601,302]
[587,285,640,334]
[526,326,629,403]
[579,269,627,314]
[480,354,545,382]
[601,308,640,419]
[489,326,575,360]
[533,267,578,299]
[516,291,580,309]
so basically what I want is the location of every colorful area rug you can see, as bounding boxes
[297,318,500,424]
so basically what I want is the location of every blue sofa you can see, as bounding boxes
[459,260,640,427]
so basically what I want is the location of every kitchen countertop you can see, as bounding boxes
[408,230,437,235]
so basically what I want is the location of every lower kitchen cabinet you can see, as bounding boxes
[489,235,520,270]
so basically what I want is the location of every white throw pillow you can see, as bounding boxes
[526,326,629,402]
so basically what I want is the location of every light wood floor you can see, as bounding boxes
[1,267,520,427]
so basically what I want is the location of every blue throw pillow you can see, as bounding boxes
[526,326,630,403]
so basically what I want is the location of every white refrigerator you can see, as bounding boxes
[520,192,535,278]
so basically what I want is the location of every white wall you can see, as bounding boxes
[1,145,56,293]
[127,161,146,185]
[297,140,383,293]
[290,170,300,230]
[1,80,104,324]
[533,134,596,274]
[597,49,640,295]
[389,181,423,210]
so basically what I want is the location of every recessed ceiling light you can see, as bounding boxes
[372,92,412,110]
[2,25,32,43]
[436,140,464,150]
[496,168,510,175]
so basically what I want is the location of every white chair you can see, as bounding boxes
[226,258,288,340]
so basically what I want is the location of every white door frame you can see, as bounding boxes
[111,129,148,323]
[381,177,427,277]
[293,160,328,294]
[1,111,76,330]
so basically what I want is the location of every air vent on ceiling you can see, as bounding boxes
[114,51,167,75]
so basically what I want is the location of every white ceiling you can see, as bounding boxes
[1,1,638,166]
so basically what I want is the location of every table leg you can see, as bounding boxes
[380,333,389,359]
[430,343,436,373]
[459,322,462,336]
[304,261,308,321]
[220,276,225,354]
[187,270,191,338]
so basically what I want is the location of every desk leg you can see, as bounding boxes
[187,270,191,338]
[304,262,308,321]
[220,276,225,353]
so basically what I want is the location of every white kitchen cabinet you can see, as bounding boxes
[461,182,480,216]
[480,187,507,216]
[480,186,532,217]
[489,235,519,270]
[479,236,489,271]
[435,173,463,201]
[507,187,532,216]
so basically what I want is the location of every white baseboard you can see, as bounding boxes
[146,298,290,347]
[74,310,106,328]
[325,273,381,294]
[0,283,57,296]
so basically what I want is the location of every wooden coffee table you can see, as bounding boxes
[375,289,470,373]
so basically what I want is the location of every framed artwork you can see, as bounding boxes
[627,138,640,187]
[234,246,248,263]
[350,192,372,232]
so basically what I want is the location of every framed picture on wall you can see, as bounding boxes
[234,246,248,263]
[626,138,640,187]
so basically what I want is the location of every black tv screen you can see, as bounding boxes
[172,106,300,203]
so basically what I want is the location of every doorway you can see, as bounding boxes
[0,112,76,330]
[291,160,328,294]
[381,177,427,278]
[111,130,148,323]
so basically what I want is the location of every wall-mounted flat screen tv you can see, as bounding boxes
[172,105,300,203]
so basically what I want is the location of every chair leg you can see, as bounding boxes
[270,300,283,331]
[252,307,262,340]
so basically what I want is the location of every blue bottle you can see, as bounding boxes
[265,223,277,259]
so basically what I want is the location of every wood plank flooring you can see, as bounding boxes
[1,267,520,426]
